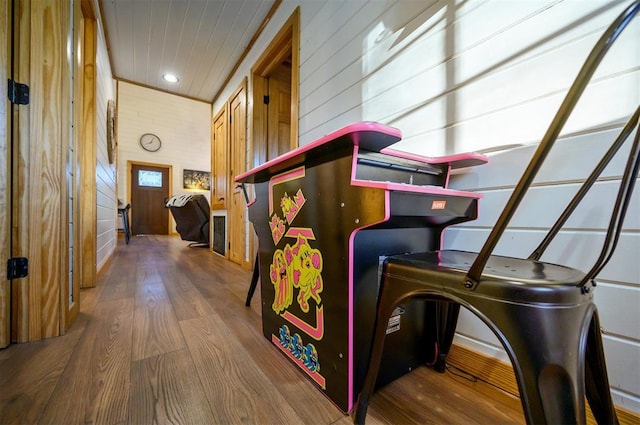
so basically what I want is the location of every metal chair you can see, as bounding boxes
[354,2,639,424]
[117,203,131,245]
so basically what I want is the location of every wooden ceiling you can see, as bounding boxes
[99,0,278,103]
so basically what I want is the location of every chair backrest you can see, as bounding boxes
[464,1,640,290]
[169,194,210,243]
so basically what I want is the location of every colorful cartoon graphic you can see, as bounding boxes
[270,189,307,244]
[279,325,293,350]
[287,235,323,313]
[268,170,326,390]
[277,325,321,377]
[270,250,293,314]
[303,343,320,372]
[269,234,323,314]
[281,189,306,224]
[292,333,304,359]
[269,214,286,245]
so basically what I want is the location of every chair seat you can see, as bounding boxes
[384,250,590,304]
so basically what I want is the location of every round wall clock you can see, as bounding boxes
[139,133,162,152]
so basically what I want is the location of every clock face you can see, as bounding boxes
[140,133,161,152]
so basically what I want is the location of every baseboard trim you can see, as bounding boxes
[447,343,639,425]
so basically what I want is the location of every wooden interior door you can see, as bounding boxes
[130,163,170,235]
[228,82,247,266]
[10,0,74,342]
[212,107,228,211]
[267,60,292,160]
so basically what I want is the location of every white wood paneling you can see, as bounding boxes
[116,82,211,233]
[94,0,117,272]
[101,0,275,101]
[212,0,640,413]
[444,124,639,413]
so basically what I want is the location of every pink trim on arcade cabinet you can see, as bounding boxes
[351,180,483,199]
[235,122,402,182]
[381,148,488,169]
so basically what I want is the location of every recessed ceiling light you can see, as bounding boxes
[162,73,179,83]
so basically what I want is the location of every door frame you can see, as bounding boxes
[228,79,249,268]
[127,160,173,235]
[78,0,97,289]
[0,0,11,348]
[251,7,299,169]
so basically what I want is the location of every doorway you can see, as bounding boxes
[129,162,171,235]
[251,7,299,166]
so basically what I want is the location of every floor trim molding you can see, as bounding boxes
[448,343,639,425]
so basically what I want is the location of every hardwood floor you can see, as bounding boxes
[0,235,524,425]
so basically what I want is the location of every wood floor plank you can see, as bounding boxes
[38,298,134,425]
[0,236,546,425]
[368,366,524,424]
[160,266,215,321]
[99,251,137,302]
[134,282,170,308]
[180,312,306,424]
[129,349,216,425]
[205,292,345,424]
[0,326,84,424]
[131,302,186,362]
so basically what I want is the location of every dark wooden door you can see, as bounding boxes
[130,163,170,235]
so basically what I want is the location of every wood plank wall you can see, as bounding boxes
[94,0,117,272]
[211,0,639,414]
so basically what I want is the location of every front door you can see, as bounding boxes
[130,163,170,235]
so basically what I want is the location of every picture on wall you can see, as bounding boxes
[183,169,211,191]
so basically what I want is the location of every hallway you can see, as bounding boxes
[0,235,523,424]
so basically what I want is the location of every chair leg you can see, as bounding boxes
[122,209,130,244]
[472,300,594,424]
[354,273,426,424]
[585,311,619,424]
[432,302,460,372]
[245,252,260,307]
[353,295,398,425]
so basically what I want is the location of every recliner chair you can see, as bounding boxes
[166,194,210,247]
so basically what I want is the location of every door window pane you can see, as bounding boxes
[138,170,162,187]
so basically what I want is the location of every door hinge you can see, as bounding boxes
[263,95,270,105]
[7,257,28,279]
[8,79,30,105]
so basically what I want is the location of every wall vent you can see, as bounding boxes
[212,211,227,256]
